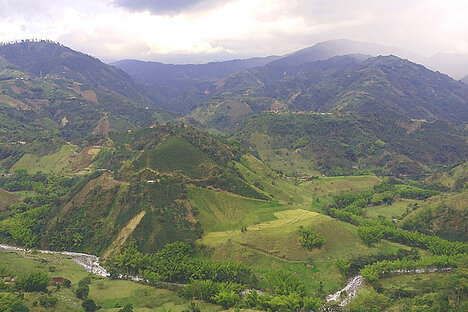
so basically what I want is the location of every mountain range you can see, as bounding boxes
[1,39,467,177]
[0,40,173,146]
[0,39,467,312]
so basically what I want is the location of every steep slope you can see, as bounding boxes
[267,39,422,67]
[0,40,145,100]
[235,113,467,177]
[35,124,272,254]
[112,55,280,113]
[0,41,174,166]
[192,55,468,128]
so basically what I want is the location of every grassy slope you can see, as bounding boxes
[428,161,468,188]
[0,188,20,210]
[300,175,381,198]
[237,154,315,206]
[247,131,320,176]
[366,199,421,220]
[133,137,215,178]
[188,186,284,233]
[0,251,227,312]
[11,144,77,174]
[354,271,468,311]
[199,209,412,294]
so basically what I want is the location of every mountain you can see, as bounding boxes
[112,55,280,113]
[191,54,468,129]
[425,53,468,80]
[266,39,422,67]
[235,112,467,177]
[0,40,173,146]
[462,75,468,85]
[0,124,274,254]
[114,39,468,117]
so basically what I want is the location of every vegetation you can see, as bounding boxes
[297,226,324,250]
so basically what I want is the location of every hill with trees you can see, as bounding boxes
[0,40,173,144]
[191,54,468,129]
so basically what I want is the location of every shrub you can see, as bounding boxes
[82,299,97,312]
[298,226,325,250]
[118,303,133,312]
[16,272,50,293]
[357,226,382,246]
[39,296,58,308]
[264,271,305,296]
[76,284,89,299]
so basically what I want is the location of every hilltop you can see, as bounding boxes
[0,40,173,145]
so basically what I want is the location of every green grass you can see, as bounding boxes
[300,175,381,198]
[237,154,315,206]
[0,251,228,312]
[189,186,284,233]
[366,199,419,220]
[247,132,320,176]
[11,144,77,174]
[199,209,412,295]
[133,137,215,179]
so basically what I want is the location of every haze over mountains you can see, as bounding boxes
[1,39,467,179]
[462,75,468,85]
[112,39,468,116]
[0,37,467,312]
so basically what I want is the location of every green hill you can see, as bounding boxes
[235,112,467,177]
[191,55,468,129]
[0,41,174,164]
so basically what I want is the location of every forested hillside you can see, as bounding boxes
[191,55,468,129]
[235,112,467,177]
[0,40,467,312]
[0,41,173,144]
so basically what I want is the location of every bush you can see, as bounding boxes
[82,299,97,312]
[298,226,325,250]
[118,303,133,312]
[76,284,89,299]
[0,293,29,312]
[264,271,305,296]
[211,290,240,309]
[349,288,389,312]
[16,272,50,292]
[39,296,58,308]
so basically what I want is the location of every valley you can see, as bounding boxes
[0,39,467,312]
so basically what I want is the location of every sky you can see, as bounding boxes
[1,0,468,63]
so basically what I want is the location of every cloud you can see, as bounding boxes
[113,0,225,15]
[0,0,468,65]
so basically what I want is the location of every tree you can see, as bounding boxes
[76,284,89,299]
[16,272,50,292]
[0,293,29,312]
[357,226,382,247]
[211,291,240,309]
[82,299,97,312]
[349,288,389,312]
[298,226,325,250]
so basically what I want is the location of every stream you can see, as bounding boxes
[0,244,450,307]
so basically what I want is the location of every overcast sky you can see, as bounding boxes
[1,0,467,63]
